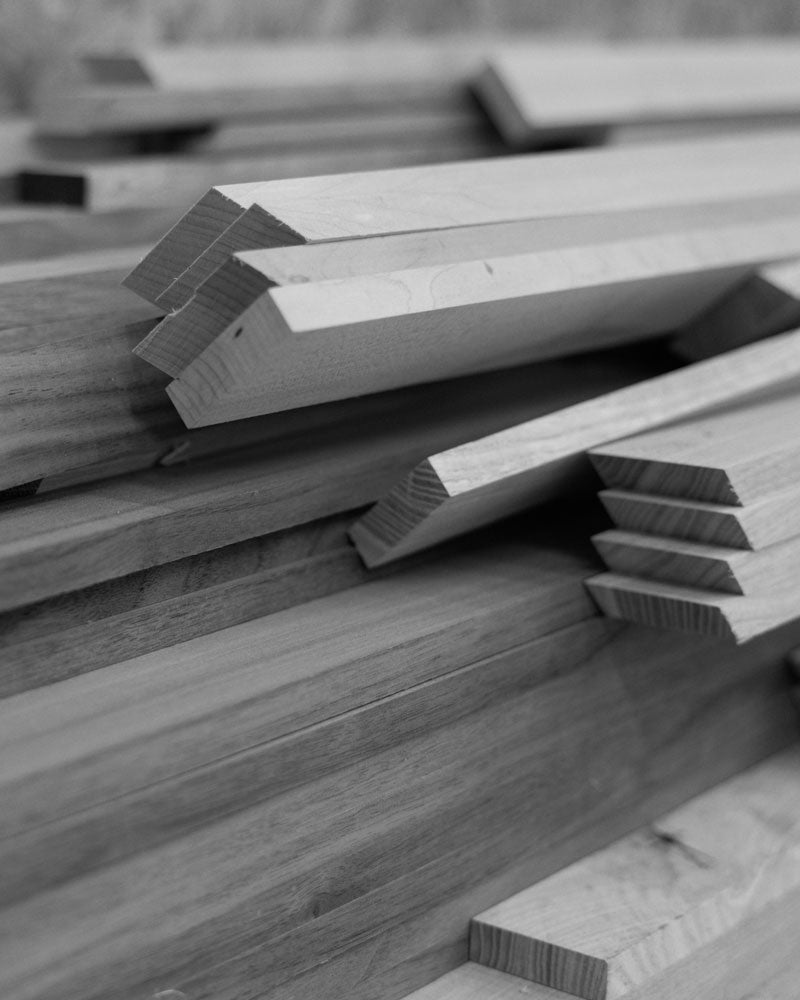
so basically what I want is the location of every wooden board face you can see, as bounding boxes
[350,329,800,566]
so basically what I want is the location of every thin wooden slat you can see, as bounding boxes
[135,192,800,378]
[599,484,800,550]
[349,329,800,567]
[477,42,800,147]
[470,747,800,997]
[0,350,649,608]
[386,963,563,999]
[672,257,800,361]
[586,571,800,642]
[1,612,797,1000]
[591,529,800,595]
[162,216,800,426]
[0,205,181,264]
[589,390,800,504]
[125,130,800,307]
[19,133,503,213]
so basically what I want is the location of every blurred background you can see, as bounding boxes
[2,0,800,111]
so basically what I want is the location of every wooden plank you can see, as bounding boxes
[599,484,800,550]
[477,42,800,147]
[135,193,800,377]
[672,257,800,361]
[125,131,800,306]
[349,329,800,567]
[0,247,159,347]
[589,390,800,504]
[1,613,797,1000]
[0,350,648,608]
[591,529,800,595]
[20,133,502,213]
[587,571,800,641]
[0,525,598,878]
[162,217,800,426]
[470,747,800,998]
[0,205,180,264]
[385,963,562,999]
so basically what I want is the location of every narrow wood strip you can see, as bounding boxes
[592,529,800,595]
[1,614,796,1000]
[165,217,800,425]
[477,42,800,146]
[125,130,800,306]
[350,328,800,567]
[377,962,565,999]
[20,134,503,212]
[0,350,649,609]
[587,570,800,641]
[589,390,800,504]
[599,483,800,549]
[470,747,800,997]
[673,257,800,361]
[136,192,800,377]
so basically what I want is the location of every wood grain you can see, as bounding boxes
[599,483,800,549]
[0,349,651,608]
[672,257,800,361]
[2,611,797,1000]
[589,390,800,504]
[592,529,800,595]
[350,328,800,567]
[151,216,800,425]
[470,746,800,997]
[587,570,800,641]
[137,191,800,375]
[398,963,564,999]
[477,41,800,146]
[125,130,800,306]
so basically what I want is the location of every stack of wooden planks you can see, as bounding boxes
[5,37,800,1000]
[587,389,800,642]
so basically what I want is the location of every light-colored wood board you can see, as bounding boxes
[592,529,800,595]
[587,570,800,641]
[589,390,800,504]
[0,522,598,842]
[125,130,800,306]
[164,217,800,425]
[599,482,800,550]
[0,617,613,904]
[20,133,503,213]
[398,963,564,999]
[0,205,181,264]
[672,257,800,361]
[477,42,800,146]
[2,615,797,1000]
[136,192,800,376]
[0,350,651,609]
[470,746,800,998]
[350,328,800,567]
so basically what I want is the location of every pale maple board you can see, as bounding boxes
[592,529,800,595]
[589,390,800,504]
[587,570,800,642]
[124,130,800,306]
[471,747,800,998]
[0,350,650,608]
[599,483,800,550]
[673,257,800,361]
[137,191,800,374]
[1,610,798,1000]
[398,963,565,999]
[19,134,502,213]
[477,42,800,146]
[350,328,800,567]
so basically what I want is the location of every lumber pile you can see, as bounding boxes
[586,389,800,642]
[5,39,800,1000]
